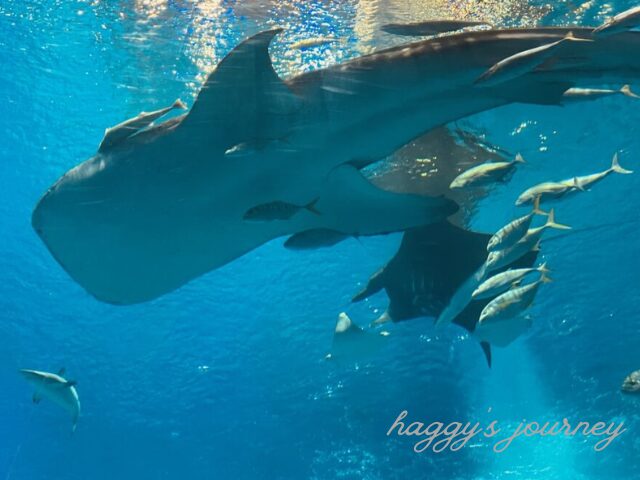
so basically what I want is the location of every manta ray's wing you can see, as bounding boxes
[352,222,539,366]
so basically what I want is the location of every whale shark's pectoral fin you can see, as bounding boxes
[183,28,302,149]
[32,393,42,404]
[98,99,186,152]
[317,164,458,236]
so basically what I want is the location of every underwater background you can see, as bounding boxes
[1,0,639,478]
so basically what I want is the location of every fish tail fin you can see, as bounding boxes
[173,99,187,110]
[545,209,571,230]
[537,262,551,276]
[305,197,321,215]
[514,153,526,164]
[610,153,633,175]
[532,195,548,216]
[541,271,553,283]
[621,85,640,99]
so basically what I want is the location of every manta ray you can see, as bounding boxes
[32,25,640,304]
[351,221,539,366]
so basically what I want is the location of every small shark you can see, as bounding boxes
[20,368,80,432]
[32,25,640,304]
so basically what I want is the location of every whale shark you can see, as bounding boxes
[32,25,640,304]
[20,368,80,432]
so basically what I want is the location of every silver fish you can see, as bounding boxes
[449,154,525,189]
[472,263,550,300]
[593,6,640,38]
[516,177,582,206]
[478,272,551,324]
[560,153,633,190]
[563,84,640,102]
[476,32,592,87]
[485,210,569,272]
[487,196,547,252]
[99,99,186,151]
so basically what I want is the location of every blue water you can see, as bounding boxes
[1,0,639,479]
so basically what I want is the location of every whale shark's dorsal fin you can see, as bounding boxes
[98,99,186,153]
[183,28,301,148]
[58,367,66,376]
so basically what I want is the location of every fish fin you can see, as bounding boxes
[572,177,585,191]
[182,28,300,146]
[480,342,492,368]
[513,153,526,164]
[511,279,522,287]
[32,393,42,404]
[58,367,66,376]
[65,380,78,388]
[305,197,321,216]
[532,195,548,216]
[541,272,553,283]
[545,209,571,230]
[564,31,593,43]
[537,262,551,276]
[611,153,633,174]
[533,239,542,251]
[621,85,640,99]
[172,99,187,110]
